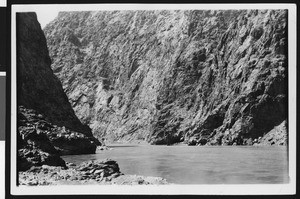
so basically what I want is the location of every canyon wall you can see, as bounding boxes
[17,13,100,171]
[17,12,93,135]
[44,10,288,145]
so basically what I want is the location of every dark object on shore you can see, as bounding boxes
[76,159,121,179]
[18,148,67,172]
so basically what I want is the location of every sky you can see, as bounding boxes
[35,8,60,28]
[36,9,60,28]
[20,6,72,28]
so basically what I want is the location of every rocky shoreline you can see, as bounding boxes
[19,159,168,186]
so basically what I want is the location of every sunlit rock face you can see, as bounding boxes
[44,10,287,145]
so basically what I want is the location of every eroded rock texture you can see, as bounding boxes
[18,106,97,156]
[17,12,99,171]
[17,12,92,136]
[44,10,288,145]
[17,108,67,171]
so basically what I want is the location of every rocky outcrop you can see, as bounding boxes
[17,128,66,172]
[17,12,101,171]
[255,120,287,146]
[17,108,66,171]
[44,10,287,145]
[19,159,168,185]
[18,106,97,156]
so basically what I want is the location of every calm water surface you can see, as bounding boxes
[62,145,288,184]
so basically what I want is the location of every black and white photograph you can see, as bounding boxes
[10,4,296,195]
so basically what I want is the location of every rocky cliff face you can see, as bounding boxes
[17,12,100,171]
[44,10,287,145]
[17,12,93,136]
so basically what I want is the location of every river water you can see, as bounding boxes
[62,145,289,184]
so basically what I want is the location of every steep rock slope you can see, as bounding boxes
[17,12,92,135]
[17,12,99,170]
[44,10,287,145]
